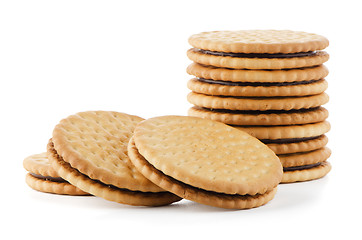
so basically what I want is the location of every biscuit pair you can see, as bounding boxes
[25,111,283,209]
[186,30,332,182]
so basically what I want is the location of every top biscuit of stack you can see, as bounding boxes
[187,30,329,69]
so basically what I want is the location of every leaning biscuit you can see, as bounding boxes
[23,152,89,195]
[48,111,181,206]
[129,115,283,209]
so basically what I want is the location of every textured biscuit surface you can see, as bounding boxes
[282,161,331,183]
[128,137,277,209]
[188,106,328,126]
[187,48,329,69]
[188,30,329,53]
[187,63,328,83]
[48,140,181,206]
[187,78,328,97]
[132,115,282,196]
[234,121,331,140]
[188,92,329,111]
[51,111,164,193]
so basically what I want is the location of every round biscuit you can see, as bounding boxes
[188,30,329,53]
[51,111,165,193]
[187,78,328,97]
[128,137,277,209]
[234,121,331,140]
[132,115,282,196]
[187,63,328,83]
[278,147,331,168]
[282,161,331,183]
[187,48,329,69]
[188,106,328,126]
[266,135,328,154]
[187,92,329,111]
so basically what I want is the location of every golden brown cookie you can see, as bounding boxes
[234,121,330,140]
[265,135,328,155]
[128,115,283,209]
[187,48,329,69]
[187,78,328,97]
[187,63,328,83]
[23,153,89,195]
[282,161,331,183]
[188,106,328,126]
[48,111,181,206]
[187,92,329,111]
[188,30,329,53]
[278,147,331,168]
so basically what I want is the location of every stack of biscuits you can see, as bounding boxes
[186,30,331,183]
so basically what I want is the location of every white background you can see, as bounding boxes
[1,0,360,239]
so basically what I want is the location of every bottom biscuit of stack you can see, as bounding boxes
[189,106,331,183]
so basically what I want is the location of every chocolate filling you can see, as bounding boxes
[30,173,67,183]
[283,163,321,172]
[197,78,319,87]
[195,106,321,115]
[261,136,321,144]
[197,49,317,59]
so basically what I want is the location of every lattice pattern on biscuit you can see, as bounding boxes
[52,111,164,192]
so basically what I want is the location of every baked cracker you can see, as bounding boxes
[129,116,283,209]
[187,48,329,69]
[188,92,329,111]
[187,63,328,83]
[187,78,328,97]
[128,137,277,209]
[234,121,330,140]
[49,111,181,206]
[188,106,328,126]
[282,161,331,183]
[188,30,329,53]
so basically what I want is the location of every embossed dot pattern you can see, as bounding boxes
[189,30,329,53]
[52,111,165,192]
[134,116,283,195]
